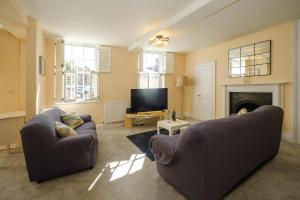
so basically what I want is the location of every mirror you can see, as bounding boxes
[228,40,271,78]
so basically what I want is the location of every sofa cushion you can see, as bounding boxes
[61,112,84,129]
[80,114,92,123]
[55,121,77,138]
[75,121,96,131]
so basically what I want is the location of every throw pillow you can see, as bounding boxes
[237,108,248,115]
[61,112,84,129]
[55,121,77,138]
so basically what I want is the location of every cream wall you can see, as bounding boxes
[44,39,185,124]
[0,29,25,113]
[184,22,295,136]
[25,17,46,120]
[166,53,186,113]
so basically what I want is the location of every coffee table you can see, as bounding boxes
[157,120,190,136]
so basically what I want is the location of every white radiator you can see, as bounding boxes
[104,100,130,123]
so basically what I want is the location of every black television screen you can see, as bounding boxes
[131,88,168,112]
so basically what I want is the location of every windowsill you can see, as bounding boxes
[56,100,100,105]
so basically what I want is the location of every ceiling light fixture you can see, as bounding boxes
[148,35,169,47]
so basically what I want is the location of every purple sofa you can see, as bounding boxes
[150,105,283,200]
[20,107,98,182]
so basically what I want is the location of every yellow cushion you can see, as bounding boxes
[61,112,84,129]
[55,121,77,138]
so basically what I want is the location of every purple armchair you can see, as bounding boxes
[20,107,98,182]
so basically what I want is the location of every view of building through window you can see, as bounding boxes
[138,52,165,89]
[64,43,99,102]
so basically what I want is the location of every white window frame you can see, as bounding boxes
[138,51,166,89]
[62,42,100,103]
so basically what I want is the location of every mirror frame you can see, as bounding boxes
[228,40,271,78]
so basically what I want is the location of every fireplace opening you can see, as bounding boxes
[230,92,272,114]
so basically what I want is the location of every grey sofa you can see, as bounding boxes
[150,105,283,200]
[20,107,98,182]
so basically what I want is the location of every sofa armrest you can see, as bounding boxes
[149,134,178,166]
[80,114,92,123]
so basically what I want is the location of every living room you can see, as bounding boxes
[1,0,300,199]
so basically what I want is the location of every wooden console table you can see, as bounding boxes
[0,111,26,153]
[124,111,167,128]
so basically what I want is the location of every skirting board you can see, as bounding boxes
[97,122,124,129]
[282,132,295,143]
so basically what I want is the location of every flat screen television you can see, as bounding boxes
[131,88,168,113]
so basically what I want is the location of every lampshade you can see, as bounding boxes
[176,76,188,87]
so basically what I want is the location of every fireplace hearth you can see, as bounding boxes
[230,92,272,114]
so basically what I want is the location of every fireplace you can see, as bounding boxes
[223,83,284,117]
[229,92,272,114]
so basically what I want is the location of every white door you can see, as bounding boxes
[194,62,215,120]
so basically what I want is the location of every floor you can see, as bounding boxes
[0,123,300,200]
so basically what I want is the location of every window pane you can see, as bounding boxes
[143,53,161,73]
[84,47,96,60]
[64,45,72,61]
[149,73,160,88]
[160,75,165,88]
[139,73,148,89]
[241,45,254,57]
[73,46,83,59]
[64,43,99,102]
[77,73,84,100]
[229,48,240,59]
[84,72,90,100]
[74,59,84,69]
[84,60,96,71]
[91,73,99,99]
[255,41,270,54]
[241,55,254,66]
[65,72,76,100]
[255,52,270,65]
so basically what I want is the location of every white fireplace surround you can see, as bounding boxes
[222,83,284,116]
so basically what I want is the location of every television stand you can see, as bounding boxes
[124,110,167,128]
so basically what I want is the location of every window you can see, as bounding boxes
[63,43,99,102]
[138,52,165,89]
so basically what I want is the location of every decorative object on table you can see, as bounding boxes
[171,109,176,121]
[39,56,45,75]
[228,40,271,78]
[177,112,183,120]
[176,75,188,119]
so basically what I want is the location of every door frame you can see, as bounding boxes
[193,61,216,120]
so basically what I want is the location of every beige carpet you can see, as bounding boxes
[0,124,300,200]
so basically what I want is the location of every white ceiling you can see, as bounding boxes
[151,0,300,52]
[20,0,195,46]
[20,0,300,52]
